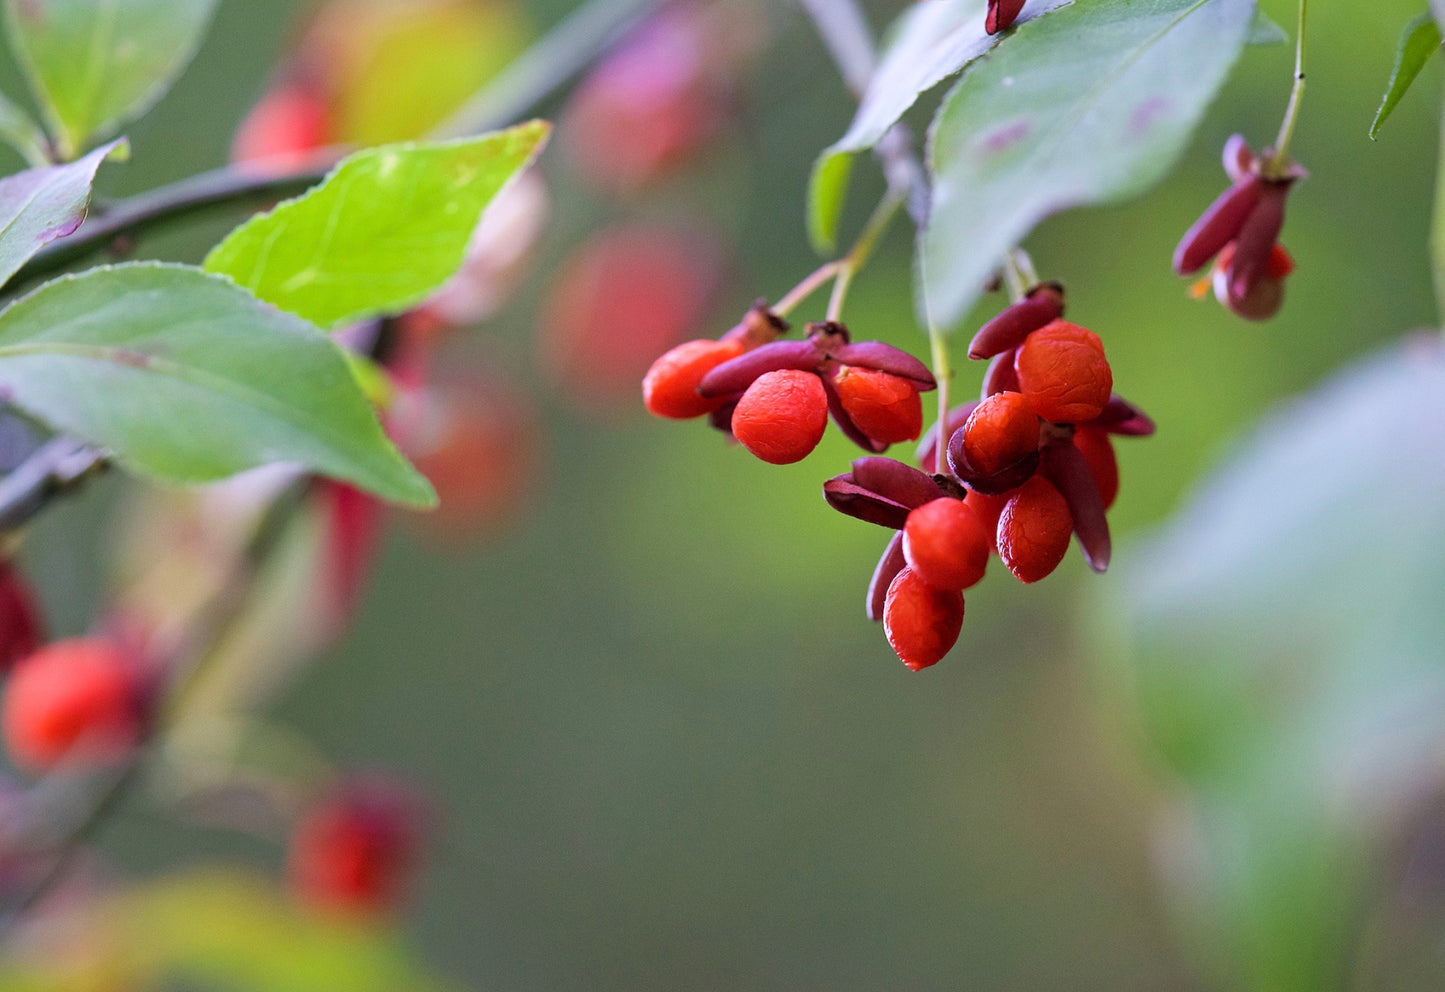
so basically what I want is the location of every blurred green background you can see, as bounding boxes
[5,0,1443,988]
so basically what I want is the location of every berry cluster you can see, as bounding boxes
[644,279,1151,671]
[645,304,936,463]
[1174,135,1304,320]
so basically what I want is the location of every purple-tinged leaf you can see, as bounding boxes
[1093,395,1156,436]
[696,340,819,398]
[967,283,1064,359]
[1172,177,1261,275]
[0,139,125,289]
[850,456,944,510]
[1042,438,1110,572]
[830,341,937,388]
[823,477,911,530]
[867,532,907,622]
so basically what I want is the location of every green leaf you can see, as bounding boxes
[920,0,1256,330]
[0,263,434,506]
[1370,13,1441,140]
[1246,9,1288,44]
[204,122,550,330]
[2,0,217,159]
[0,89,49,166]
[0,137,122,289]
[1097,340,1445,990]
[806,0,1069,252]
[0,870,461,991]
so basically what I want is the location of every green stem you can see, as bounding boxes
[826,188,905,322]
[928,323,952,475]
[1269,0,1307,170]
[773,261,841,317]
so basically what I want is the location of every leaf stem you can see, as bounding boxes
[827,188,905,322]
[1269,0,1308,170]
[773,261,842,317]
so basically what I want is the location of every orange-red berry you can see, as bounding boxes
[960,391,1041,476]
[883,567,965,671]
[832,366,923,445]
[996,476,1073,583]
[289,780,423,916]
[963,490,1008,555]
[1072,426,1119,510]
[2,638,142,773]
[1013,320,1113,424]
[643,338,745,419]
[902,498,990,592]
[731,369,828,464]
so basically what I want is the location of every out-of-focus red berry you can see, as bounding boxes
[902,498,990,592]
[643,338,746,419]
[883,567,964,671]
[2,639,142,773]
[1013,320,1113,424]
[288,778,425,916]
[997,476,1073,584]
[232,84,331,168]
[317,482,384,636]
[0,561,42,673]
[960,391,1040,476]
[731,369,828,464]
[831,366,923,445]
[540,224,724,413]
[1071,426,1119,510]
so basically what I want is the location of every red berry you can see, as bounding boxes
[831,366,923,445]
[643,338,745,419]
[960,391,1041,476]
[232,85,330,167]
[1013,320,1113,424]
[963,489,1008,555]
[1071,426,1119,510]
[731,370,828,464]
[883,567,965,671]
[2,638,142,773]
[997,476,1073,583]
[288,779,424,916]
[902,498,990,592]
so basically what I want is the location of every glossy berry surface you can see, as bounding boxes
[832,366,923,445]
[902,498,991,592]
[1013,320,1113,424]
[731,369,828,464]
[2,638,141,773]
[997,476,1074,584]
[960,391,1041,476]
[643,338,745,419]
[883,567,965,671]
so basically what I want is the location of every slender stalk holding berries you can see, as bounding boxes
[928,323,952,474]
[827,187,907,322]
[774,261,843,318]
[0,482,310,932]
[1268,0,1308,174]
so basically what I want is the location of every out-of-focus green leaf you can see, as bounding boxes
[1099,339,1445,991]
[2,0,217,158]
[0,88,48,165]
[1246,8,1287,44]
[204,122,549,330]
[1371,14,1441,140]
[0,263,434,506]
[806,0,1069,252]
[920,0,1255,330]
[0,138,122,289]
[0,871,461,991]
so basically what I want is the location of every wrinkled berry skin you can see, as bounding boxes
[997,477,1073,584]
[732,369,829,464]
[289,778,426,916]
[2,638,143,773]
[883,567,965,671]
[1014,320,1112,424]
[903,498,990,592]
[958,391,1041,479]
[643,338,745,419]
[831,366,924,445]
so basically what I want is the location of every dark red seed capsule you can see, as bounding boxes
[1041,437,1110,573]
[967,283,1065,360]
[1172,178,1263,276]
[867,532,907,622]
[985,0,1026,34]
